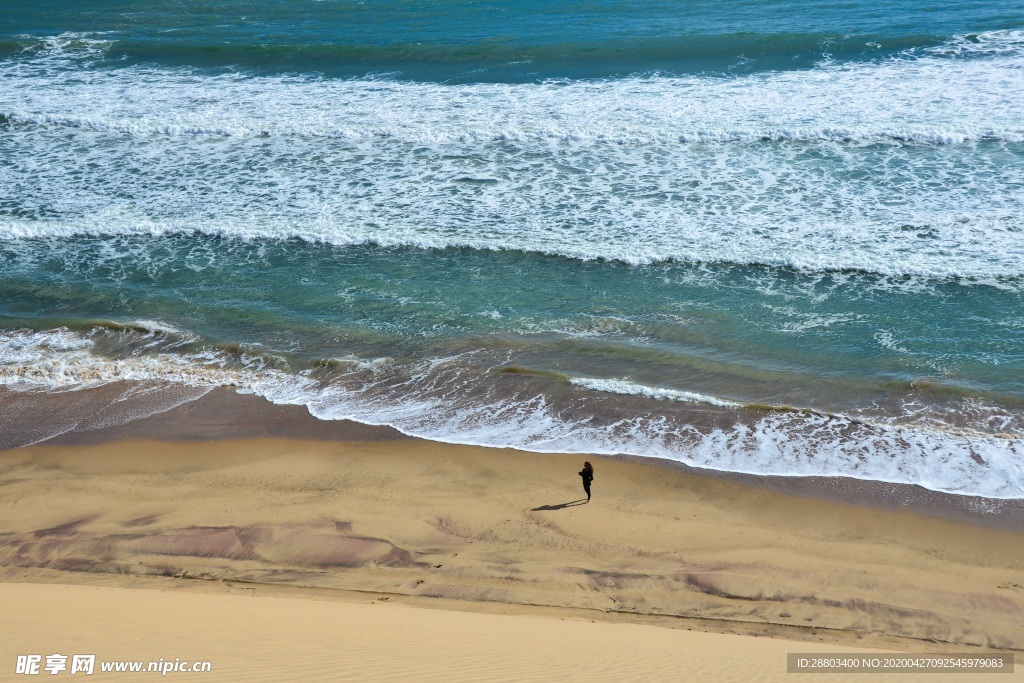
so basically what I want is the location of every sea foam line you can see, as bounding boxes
[1,327,1023,499]
[4,111,1023,145]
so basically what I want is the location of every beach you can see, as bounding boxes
[2,388,1022,680]
[3,0,1024,679]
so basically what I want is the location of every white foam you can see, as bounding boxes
[3,31,1024,143]
[569,376,743,407]
[126,319,186,335]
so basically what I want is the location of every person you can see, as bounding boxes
[579,461,594,502]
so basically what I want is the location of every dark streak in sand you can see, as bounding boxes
[0,384,406,447]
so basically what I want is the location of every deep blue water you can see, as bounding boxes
[1,0,1020,80]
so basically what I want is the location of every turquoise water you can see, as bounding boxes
[1,1,1023,496]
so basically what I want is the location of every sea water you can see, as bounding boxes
[1,0,1023,497]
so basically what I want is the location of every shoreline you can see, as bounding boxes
[2,384,1024,661]
[3,383,1023,533]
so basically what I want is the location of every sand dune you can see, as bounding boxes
[7,580,1016,683]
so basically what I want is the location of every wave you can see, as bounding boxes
[5,110,1022,145]
[1,31,1023,144]
[4,219,1023,284]
[567,375,1024,440]
[1,326,1023,499]
[0,31,960,81]
[568,376,743,408]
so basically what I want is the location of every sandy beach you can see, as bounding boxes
[5,0,1024,677]
[1,388,1021,681]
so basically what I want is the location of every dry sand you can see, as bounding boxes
[1,425,1022,680]
[4,581,1015,683]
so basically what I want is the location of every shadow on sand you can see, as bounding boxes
[531,499,588,511]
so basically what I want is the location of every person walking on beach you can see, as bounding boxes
[579,461,594,502]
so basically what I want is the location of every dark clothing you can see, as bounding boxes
[579,469,593,500]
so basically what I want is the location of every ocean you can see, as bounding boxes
[1,0,1022,498]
